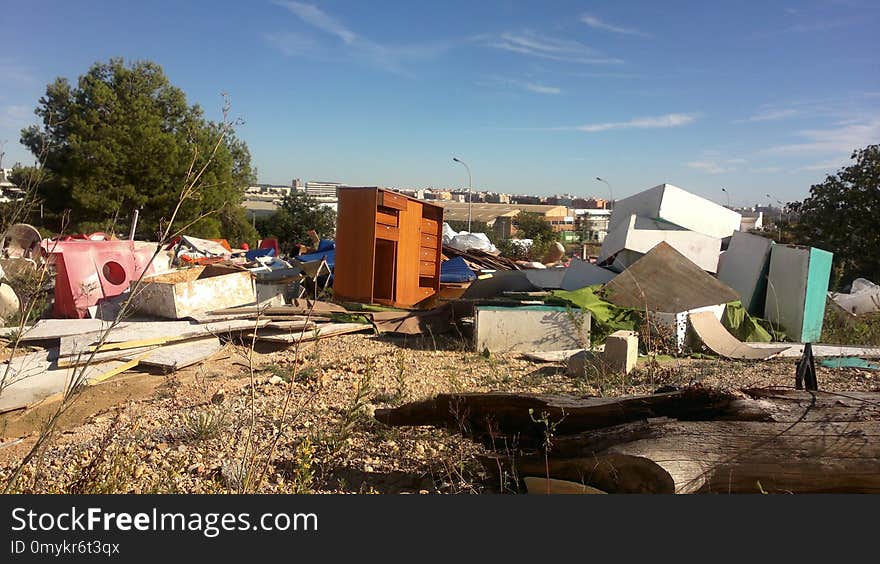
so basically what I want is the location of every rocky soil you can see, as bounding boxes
[1,332,877,494]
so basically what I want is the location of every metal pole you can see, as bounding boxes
[453,157,472,232]
[129,209,140,240]
[596,177,613,209]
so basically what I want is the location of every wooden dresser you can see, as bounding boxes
[334,187,444,307]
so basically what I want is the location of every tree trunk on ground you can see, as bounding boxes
[378,388,880,493]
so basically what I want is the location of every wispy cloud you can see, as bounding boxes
[800,160,848,171]
[486,32,623,64]
[0,58,37,87]
[733,108,799,123]
[749,166,784,173]
[766,118,880,155]
[687,160,732,174]
[580,14,651,38]
[0,105,32,129]
[687,156,746,174]
[524,82,561,95]
[270,1,456,75]
[575,113,697,132]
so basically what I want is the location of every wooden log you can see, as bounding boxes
[513,417,880,494]
[384,388,880,493]
[374,388,757,445]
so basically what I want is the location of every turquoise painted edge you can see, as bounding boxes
[802,247,833,342]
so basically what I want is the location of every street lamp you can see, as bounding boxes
[721,187,731,208]
[452,157,472,232]
[595,177,613,209]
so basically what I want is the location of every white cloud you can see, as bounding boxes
[687,160,732,174]
[767,118,880,155]
[733,108,799,123]
[800,160,847,171]
[524,82,561,95]
[580,14,651,38]
[271,1,455,75]
[576,113,697,132]
[277,1,357,44]
[486,32,623,64]
[748,166,784,173]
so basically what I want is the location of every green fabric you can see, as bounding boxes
[721,300,788,342]
[548,285,642,344]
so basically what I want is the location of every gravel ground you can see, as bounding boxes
[1,331,877,494]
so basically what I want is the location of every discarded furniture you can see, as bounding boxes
[42,239,171,318]
[334,187,444,307]
[717,231,773,316]
[474,305,590,353]
[600,214,722,273]
[764,244,833,342]
[607,183,742,240]
[130,265,256,319]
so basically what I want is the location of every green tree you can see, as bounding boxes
[513,212,556,242]
[255,192,337,255]
[788,144,880,287]
[19,58,257,244]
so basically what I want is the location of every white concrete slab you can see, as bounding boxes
[475,306,590,353]
[600,214,722,272]
[608,183,742,239]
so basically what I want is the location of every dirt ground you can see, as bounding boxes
[1,331,877,494]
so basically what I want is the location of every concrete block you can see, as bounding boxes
[764,245,833,342]
[603,330,638,374]
[608,183,742,239]
[475,305,590,354]
[600,214,722,272]
[717,231,773,315]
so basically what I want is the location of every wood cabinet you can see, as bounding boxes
[334,187,444,308]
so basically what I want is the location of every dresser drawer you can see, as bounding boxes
[420,217,439,234]
[419,260,437,276]
[376,209,398,227]
[419,246,437,261]
[420,232,438,249]
[375,224,399,241]
[378,190,407,211]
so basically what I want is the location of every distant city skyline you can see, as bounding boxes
[2,1,878,208]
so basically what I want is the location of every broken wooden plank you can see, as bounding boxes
[746,343,880,358]
[125,337,222,371]
[252,322,374,344]
[522,477,606,494]
[0,351,132,413]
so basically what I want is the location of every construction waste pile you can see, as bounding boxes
[2,182,878,419]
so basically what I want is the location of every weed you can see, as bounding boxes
[822,304,880,346]
[181,406,229,442]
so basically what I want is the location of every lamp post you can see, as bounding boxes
[595,177,613,210]
[452,157,472,232]
[721,187,731,208]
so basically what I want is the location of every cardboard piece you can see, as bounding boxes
[474,305,590,353]
[764,245,833,342]
[601,242,740,313]
[688,311,790,360]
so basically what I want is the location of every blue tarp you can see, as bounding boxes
[440,256,477,283]
[295,240,336,270]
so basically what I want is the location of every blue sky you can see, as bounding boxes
[2,1,878,206]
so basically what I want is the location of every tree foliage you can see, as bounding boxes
[513,212,557,242]
[789,144,880,286]
[255,192,337,255]
[19,58,257,244]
